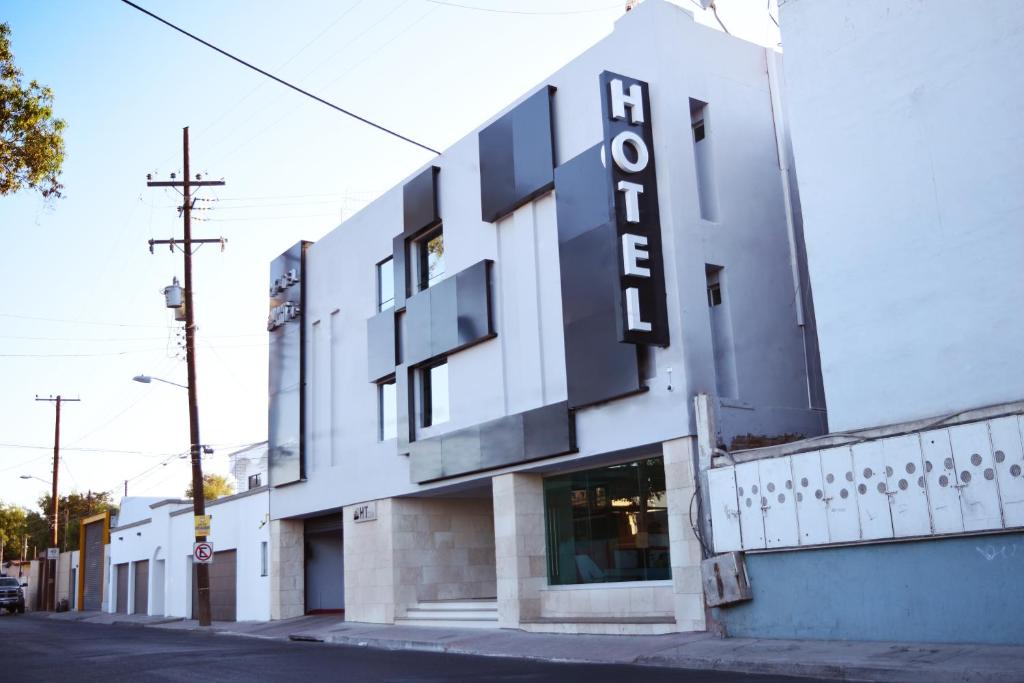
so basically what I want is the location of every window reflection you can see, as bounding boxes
[544,457,670,585]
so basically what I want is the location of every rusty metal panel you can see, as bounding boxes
[758,457,799,548]
[920,428,965,534]
[948,422,1004,531]
[701,552,752,607]
[734,461,766,550]
[707,466,742,553]
[791,450,829,546]
[820,446,861,542]
[851,441,894,540]
[881,434,931,537]
[989,415,1024,527]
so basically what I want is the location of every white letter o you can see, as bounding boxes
[611,131,649,174]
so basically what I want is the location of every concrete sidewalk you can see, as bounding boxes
[31,611,1023,681]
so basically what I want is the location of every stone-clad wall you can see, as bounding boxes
[493,473,547,627]
[344,497,496,624]
[539,583,675,619]
[664,437,707,631]
[270,519,304,620]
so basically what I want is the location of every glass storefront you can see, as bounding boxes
[544,457,671,585]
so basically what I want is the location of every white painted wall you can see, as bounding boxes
[779,0,1024,431]
[272,0,822,521]
[109,491,271,621]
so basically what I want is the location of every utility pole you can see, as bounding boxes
[145,126,225,627]
[35,394,79,611]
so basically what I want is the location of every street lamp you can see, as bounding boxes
[18,474,48,484]
[132,374,188,389]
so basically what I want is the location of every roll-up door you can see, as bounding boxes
[83,521,104,611]
[192,549,236,622]
[133,560,149,615]
[115,563,129,614]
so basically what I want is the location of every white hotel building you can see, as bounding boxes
[263,0,823,633]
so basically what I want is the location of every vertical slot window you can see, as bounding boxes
[706,265,738,398]
[690,99,719,222]
[378,378,397,441]
[260,541,268,577]
[421,359,449,427]
[416,227,445,291]
[377,257,395,312]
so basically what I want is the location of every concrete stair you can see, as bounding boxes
[394,598,499,629]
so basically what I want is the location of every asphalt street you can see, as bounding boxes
[1,613,827,682]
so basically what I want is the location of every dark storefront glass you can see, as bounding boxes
[544,457,671,585]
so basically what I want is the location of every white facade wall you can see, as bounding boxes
[271,0,821,521]
[109,490,271,621]
[779,0,1024,431]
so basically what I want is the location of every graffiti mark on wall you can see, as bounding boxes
[975,542,1020,561]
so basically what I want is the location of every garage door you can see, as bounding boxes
[305,514,344,613]
[82,521,104,611]
[115,563,129,614]
[192,550,236,622]
[133,560,149,615]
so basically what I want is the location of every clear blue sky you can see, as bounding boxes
[1,0,777,511]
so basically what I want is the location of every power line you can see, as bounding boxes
[119,0,440,155]
[0,313,168,328]
[424,0,622,16]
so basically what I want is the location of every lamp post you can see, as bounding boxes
[132,374,188,390]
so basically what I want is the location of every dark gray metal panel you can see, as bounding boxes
[400,260,495,369]
[409,402,574,484]
[403,166,440,235]
[553,143,612,243]
[479,413,525,470]
[366,310,397,382]
[478,112,515,223]
[115,563,128,614]
[428,276,459,359]
[133,560,149,615]
[523,401,575,460]
[83,521,103,611]
[392,233,407,310]
[409,436,442,483]
[269,241,310,487]
[441,426,482,478]
[479,86,556,223]
[455,260,494,347]
[554,147,642,409]
[403,287,432,367]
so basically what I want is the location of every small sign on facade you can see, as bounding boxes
[46,547,59,561]
[352,501,377,523]
[193,541,214,564]
[194,514,212,537]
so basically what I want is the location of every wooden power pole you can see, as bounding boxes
[35,394,79,611]
[145,126,225,627]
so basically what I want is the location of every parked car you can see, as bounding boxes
[0,577,26,614]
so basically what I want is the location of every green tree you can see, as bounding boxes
[25,492,117,558]
[0,503,27,564]
[185,473,235,502]
[0,22,66,199]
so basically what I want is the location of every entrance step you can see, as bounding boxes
[395,598,498,629]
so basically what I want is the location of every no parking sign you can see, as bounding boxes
[193,541,214,564]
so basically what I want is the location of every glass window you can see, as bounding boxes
[379,378,397,440]
[417,227,445,290]
[422,360,449,427]
[260,541,268,577]
[247,473,262,490]
[544,457,670,585]
[377,257,394,312]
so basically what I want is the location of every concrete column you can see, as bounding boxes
[343,499,397,624]
[493,472,547,628]
[269,519,305,620]
[663,436,707,631]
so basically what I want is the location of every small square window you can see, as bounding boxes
[416,227,445,291]
[377,257,394,312]
[247,473,262,490]
[379,378,397,441]
[692,119,706,143]
[422,360,449,427]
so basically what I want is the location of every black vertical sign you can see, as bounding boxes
[600,71,669,347]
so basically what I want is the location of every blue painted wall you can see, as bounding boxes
[715,532,1024,645]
